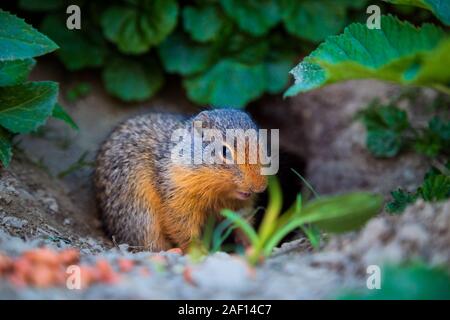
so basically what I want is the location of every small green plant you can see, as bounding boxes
[66,82,92,103]
[0,9,76,167]
[57,151,95,178]
[357,94,449,214]
[387,163,450,213]
[358,99,449,159]
[219,176,382,265]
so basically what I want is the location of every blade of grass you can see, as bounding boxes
[212,218,235,252]
[263,216,311,256]
[221,209,259,245]
[275,193,302,229]
[202,215,216,250]
[291,168,320,199]
[257,176,283,244]
[300,224,321,249]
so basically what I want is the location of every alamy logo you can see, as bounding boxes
[366,265,381,290]
[367,5,381,29]
[170,121,279,175]
[66,265,81,290]
[66,5,81,30]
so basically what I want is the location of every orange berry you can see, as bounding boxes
[96,259,120,284]
[23,248,59,267]
[183,266,195,285]
[58,249,80,265]
[0,252,12,275]
[167,248,183,255]
[29,265,55,288]
[118,258,134,273]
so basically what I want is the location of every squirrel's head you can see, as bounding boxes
[174,109,268,202]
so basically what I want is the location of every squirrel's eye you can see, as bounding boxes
[220,144,234,163]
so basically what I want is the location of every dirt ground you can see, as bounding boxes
[0,60,448,299]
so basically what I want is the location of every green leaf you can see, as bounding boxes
[383,0,450,26]
[219,0,281,36]
[414,130,442,157]
[0,81,58,133]
[281,0,348,42]
[227,35,269,64]
[300,224,321,249]
[41,15,107,70]
[184,59,266,108]
[386,189,418,214]
[257,176,283,246]
[264,52,296,94]
[286,15,450,97]
[0,9,59,61]
[19,0,65,11]
[300,192,383,233]
[360,105,411,157]
[418,174,450,201]
[102,57,164,102]
[429,116,450,141]
[158,32,216,76]
[220,209,259,245]
[0,128,12,167]
[52,103,78,130]
[66,82,92,102]
[414,115,449,157]
[100,0,178,54]
[360,105,410,132]
[367,130,403,157]
[183,5,226,43]
[0,58,35,86]
[361,105,410,158]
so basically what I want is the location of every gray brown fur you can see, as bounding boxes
[94,110,264,251]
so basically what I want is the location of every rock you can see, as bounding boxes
[1,216,28,229]
[250,80,434,195]
[0,153,110,254]
[323,199,450,269]
[189,253,253,293]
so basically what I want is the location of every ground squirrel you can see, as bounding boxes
[94,110,268,251]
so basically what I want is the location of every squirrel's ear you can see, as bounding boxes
[192,111,213,128]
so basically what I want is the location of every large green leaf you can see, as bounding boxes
[383,0,450,25]
[0,9,58,61]
[286,15,450,97]
[300,192,383,233]
[41,15,107,71]
[219,0,281,36]
[0,128,12,167]
[158,32,216,76]
[102,57,164,102]
[0,59,35,86]
[183,59,266,108]
[281,0,349,42]
[0,81,58,134]
[183,5,227,43]
[100,0,178,54]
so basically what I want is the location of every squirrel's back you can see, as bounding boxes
[95,113,185,248]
